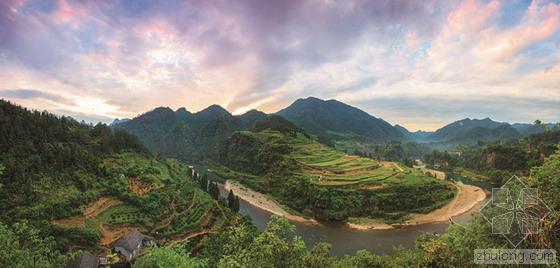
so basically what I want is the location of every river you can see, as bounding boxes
[218,177,491,256]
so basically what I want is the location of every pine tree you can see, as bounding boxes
[209,182,220,200]
[199,174,208,191]
[233,196,240,213]
[227,189,235,210]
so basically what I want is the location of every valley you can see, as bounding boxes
[209,129,457,224]
[1,98,559,267]
[221,163,487,230]
[3,1,560,266]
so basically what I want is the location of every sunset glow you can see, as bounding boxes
[0,0,559,130]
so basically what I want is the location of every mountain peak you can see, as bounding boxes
[176,107,190,114]
[152,106,174,113]
[197,104,231,116]
[277,97,404,143]
[428,117,512,142]
[175,107,192,118]
[194,104,232,122]
[110,118,130,126]
[292,96,325,105]
[137,106,174,119]
[241,109,266,117]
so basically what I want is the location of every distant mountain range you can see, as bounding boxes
[112,105,268,162]
[276,97,405,143]
[112,103,309,163]
[511,123,556,136]
[395,118,555,148]
[113,97,556,161]
[394,124,432,141]
[427,118,508,141]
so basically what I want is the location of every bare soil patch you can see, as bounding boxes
[84,197,123,219]
[128,178,154,196]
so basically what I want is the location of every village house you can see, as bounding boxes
[66,251,99,268]
[112,231,157,262]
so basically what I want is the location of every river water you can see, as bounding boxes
[219,178,491,256]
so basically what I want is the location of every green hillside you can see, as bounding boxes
[211,129,455,222]
[276,97,406,143]
[112,105,268,162]
[0,100,227,254]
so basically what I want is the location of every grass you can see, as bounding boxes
[159,198,213,236]
[53,153,218,245]
[288,133,437,188]
[452,167,490,181]
[97,204,138,222]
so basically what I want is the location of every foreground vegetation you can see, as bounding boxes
[105,146,560,267]
[0,100,229,261]
[105,148,560,266]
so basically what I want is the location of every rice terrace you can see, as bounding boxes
[292,136,433,188]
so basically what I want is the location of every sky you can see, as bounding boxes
[0,0,559,131]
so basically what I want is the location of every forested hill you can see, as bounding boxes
[0,100,149,242]
[0,100,229,264]
[426,118,520,143]
[276,97,405,143]
[0,99,148,221]
[112,105,269,162]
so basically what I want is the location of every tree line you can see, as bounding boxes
[186,167,240,213]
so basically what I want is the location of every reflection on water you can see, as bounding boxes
[218,179,489,256]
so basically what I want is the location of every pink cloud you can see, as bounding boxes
[476,0,560,62]
[446,0,501,34]
[53,0,87,25]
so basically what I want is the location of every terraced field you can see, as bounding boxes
[51,154,219,249]
[212,130,456,222]
[290,135,436,188]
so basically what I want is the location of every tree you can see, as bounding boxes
[419,237,453,267]
[403,157,414,168]
[135,245,206,268]
[217,216,308,267]
[227,190,235,211]
[209,182,220,200]
[305,243,335,268]
[233,196,240,213]
[199,174,208,191]
[0,164,4,190]
[0,221,70,267]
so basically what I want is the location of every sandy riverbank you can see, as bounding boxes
[346,218,394,230]
[225,178,486,231]
[346,182,487,230]
[404,182,487,225]
[224,180,318,224]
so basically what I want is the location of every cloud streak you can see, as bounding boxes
[0,88,69,103]
[0,0,558,130]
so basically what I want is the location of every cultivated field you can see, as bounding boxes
[290,136,438,188]
[52,154,222,250]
